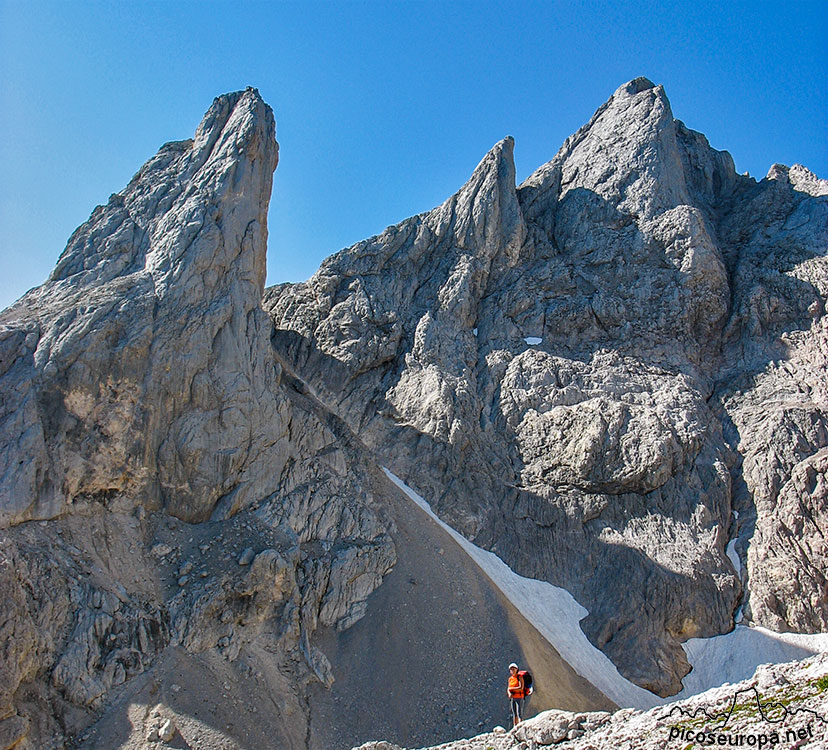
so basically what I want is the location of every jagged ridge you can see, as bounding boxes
[266,78,828,697]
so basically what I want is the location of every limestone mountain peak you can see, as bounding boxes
[267,78,828,699]
[0,88,282,526]
[2,79,826,750]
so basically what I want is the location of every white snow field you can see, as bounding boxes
[382,468,828,710]
[677,626,828,700]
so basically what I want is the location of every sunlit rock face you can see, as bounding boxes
[0,89,395,750]
[0,88,286,526]
[266,78,828,697]
[1,77,825,750]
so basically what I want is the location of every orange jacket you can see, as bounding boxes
[508,673,525,698]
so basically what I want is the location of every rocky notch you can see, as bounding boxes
[265,78,828,696]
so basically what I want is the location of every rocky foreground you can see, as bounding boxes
[355,653,828,750]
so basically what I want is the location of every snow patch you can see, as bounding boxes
[473,328,478,336]
[726,539,741,576]
[383,467,828,710]
[675,627,828,700]
[524,336,542,345]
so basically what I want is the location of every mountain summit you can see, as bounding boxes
[266,78,828,697]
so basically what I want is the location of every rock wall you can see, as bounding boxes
[265,78,828,697]
[0,89,396,750]
[1,78,824,749]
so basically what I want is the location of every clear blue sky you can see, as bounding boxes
[1,0,826,311]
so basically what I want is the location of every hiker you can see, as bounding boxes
[507,662,526,726]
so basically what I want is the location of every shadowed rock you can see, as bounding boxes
[266,78,828,697]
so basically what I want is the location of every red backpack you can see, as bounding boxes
[518,670,534,697]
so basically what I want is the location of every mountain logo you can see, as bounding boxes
[664,684,826,747]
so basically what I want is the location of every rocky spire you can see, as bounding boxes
[266,134,526,396]
[0,92,399,750]
[0,88,287,526]
[523,77,690,219]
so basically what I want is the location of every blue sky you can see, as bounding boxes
[1,0,826,311]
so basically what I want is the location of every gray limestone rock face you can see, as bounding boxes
[266,78,828,697]
[3,84,611,750]
[714,162,828,635]
[1,77,825,748]
[0,88,287,526]
[0,90,396,750]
